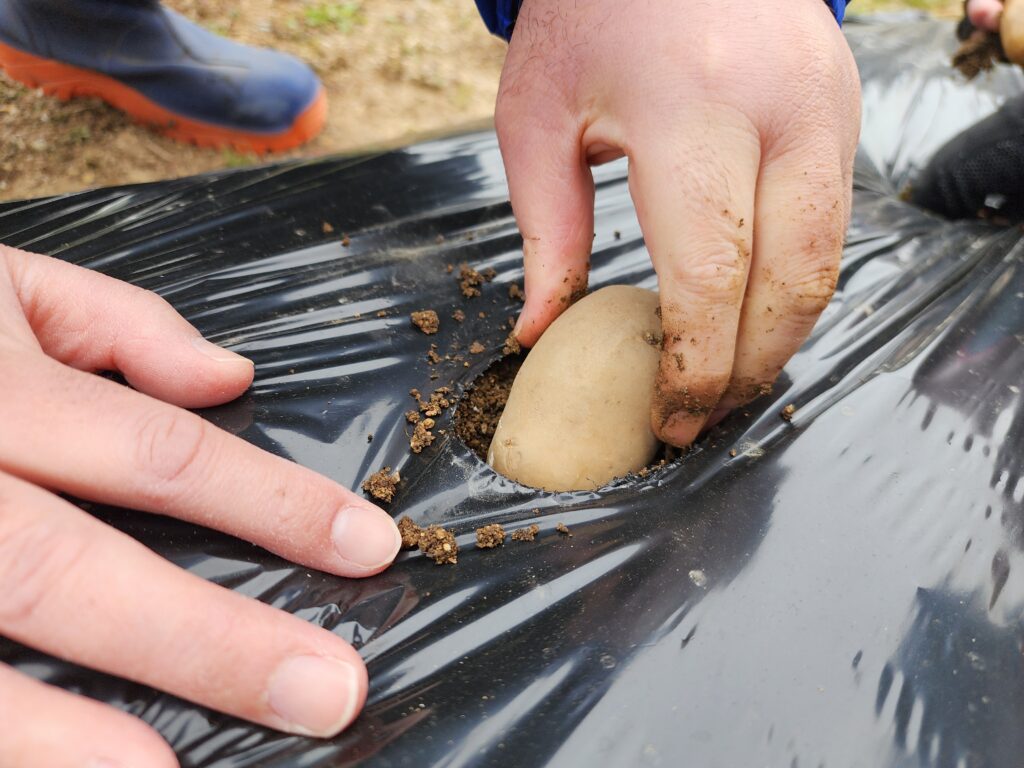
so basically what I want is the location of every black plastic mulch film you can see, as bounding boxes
[1,18,1023,768]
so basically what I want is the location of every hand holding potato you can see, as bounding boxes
[0,245,401,766]
[498,0,860,447]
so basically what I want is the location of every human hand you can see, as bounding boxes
[968,0,1004,31]
[498,0,860,447]
[0,245,401,766]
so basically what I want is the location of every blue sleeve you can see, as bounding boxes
[473,0,523,41]
[475,0,847,41]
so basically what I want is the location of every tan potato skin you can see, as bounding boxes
[488,286,661,491]
[1003,0,1024,66]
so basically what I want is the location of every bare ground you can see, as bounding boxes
[0,0,962,202]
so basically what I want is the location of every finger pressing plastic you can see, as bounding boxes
[2,244,253,409]
[0,356,401,579]
[0,472,368,738]
[627,115,759,447]
[718,149,848,412]
[0,662,178,768]
[495,90,595,347]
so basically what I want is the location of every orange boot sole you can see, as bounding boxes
[0,39,327,154]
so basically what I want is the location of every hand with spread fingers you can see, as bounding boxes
[0,245,402,767]
[499,0,861,447]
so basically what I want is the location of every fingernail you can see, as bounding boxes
[331,506,401,571]
[191,336,253,366]
[268,655,362,736]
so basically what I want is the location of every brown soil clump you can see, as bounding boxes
[411,386,453,417]
[511,524,540,542]
[410,418,436,453]
[469,341,486,354]
[362,466,400,502]
[420,525,458,565]
[455,355,524,459]
[411,310,440,334]
[509,282,525,302]
[458,264,485,297]
[781,403,796,422]
[405,409,420,424]
[475,523,506,548]
[453,309,466,323]
[398,517,423,549]
[502,332,521,356]
[952,29,1006,79]
[556,522,572,536]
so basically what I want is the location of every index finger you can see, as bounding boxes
[0,354,401,579]
[628,110,760,446]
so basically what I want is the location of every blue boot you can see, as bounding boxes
[0,0,326,152]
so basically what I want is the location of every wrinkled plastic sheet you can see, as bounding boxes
[2,18,1024,768]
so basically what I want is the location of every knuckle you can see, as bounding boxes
[132,409,207,505]
[671,247,750,301]
[0,505,86,628]
[778,261,840,317]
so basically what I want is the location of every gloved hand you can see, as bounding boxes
[498,0,861,447]
[0,245,401,766]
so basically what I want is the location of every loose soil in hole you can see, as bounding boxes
[454,354,679,478]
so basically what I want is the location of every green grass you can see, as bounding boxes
[302,2,365,33]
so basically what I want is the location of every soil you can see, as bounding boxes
[362,466,400,502]
[469,341,486,354]
[453,309,466,323]
[781,404,796,422]
[555,522,572,536]
[410,310,440,334]
[419,525,458,565]
[458,264,486,298]
[508,283,524,302]
[475,523,506,548]
[411,386,452,417]
[952,29,1006,79]
[410,417,436,453]
[455,354,524,459]
[511,524,539,542]
[397,517,422,549]
[502,332,521,356]
[0,0,507,202]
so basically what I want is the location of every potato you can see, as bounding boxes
[488,285,661,491]
[1003,0,1024,66]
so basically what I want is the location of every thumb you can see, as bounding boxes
[496,97,595,347]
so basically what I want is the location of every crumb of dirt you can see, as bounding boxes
[459,264,485,297]
[482,267,497,281]
[427,346,443,364]
[532,508,541,516]
[453,309,465,322]
[556,522,572,537]
[508,282,525,302]
[411,310,440,334]
[377,310,388,318]
[367,434,373,443]
[406,409,421,424]
[614,230,621,240]
[446,263,454,273]
[362,466,401,503]
[953,29,1006,80]
[341,234,351,247]
[502,332,521,356]
[507,316,516,329]
[729,449,737,458]
[322,222,334,234]
[454,356,523,459]
[411,386,452,417]
[420,525,458,564]
[511,524,540,542]
[411,418,436,453]
[398,517,423,549]
[469,341,485,354]
[478,311,487,319]
[475,523,506,548]
[436,235,446,245]
[643,331,662,348]
[781,404,796,422]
